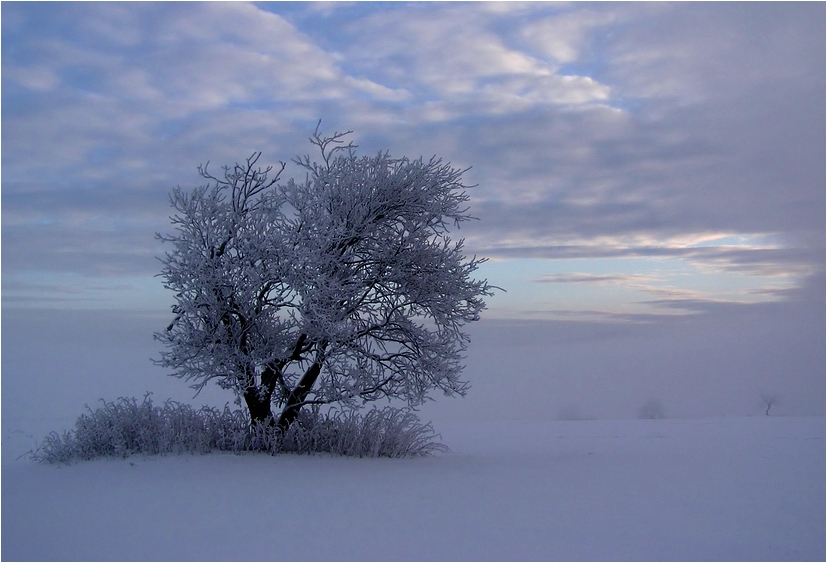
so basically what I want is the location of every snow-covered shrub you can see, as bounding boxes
[31,395,445,463]
[273,406,448,458]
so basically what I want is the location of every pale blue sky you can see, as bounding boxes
[2,2,824,418]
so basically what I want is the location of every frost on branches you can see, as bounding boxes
[155,126,495,431]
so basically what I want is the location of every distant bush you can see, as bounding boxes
[31,395,446,463]
[558,404,588,421]
[637,399,666,420]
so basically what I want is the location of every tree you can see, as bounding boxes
[558,404,587,421]
[155,125,495,432]
[759,390,779,416]
[637,399,666,420]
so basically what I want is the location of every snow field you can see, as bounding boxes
[2,416,824,561]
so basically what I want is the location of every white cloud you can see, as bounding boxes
[343,76,411,102]
[519,8,620,64]
[4,66,60,91]
[336,4,618,122]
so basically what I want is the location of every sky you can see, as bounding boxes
[2,2,825,422]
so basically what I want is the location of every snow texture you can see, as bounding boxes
[3,416,824,561]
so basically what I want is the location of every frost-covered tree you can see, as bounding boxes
[155,126,494,431]
[759,390,779,416]
[637,399,666,420]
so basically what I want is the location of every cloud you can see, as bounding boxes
[519,6,622,64]
[332,4,616,122]
[2,2,823,320]
[604,3,824,103]
[2,3,392,287]
[533,273,641,284]
[519,257,802,322]
[2,65,60,91]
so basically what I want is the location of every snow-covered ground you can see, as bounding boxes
[2,415,823,561]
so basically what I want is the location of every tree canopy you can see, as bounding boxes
[155,126,494,431]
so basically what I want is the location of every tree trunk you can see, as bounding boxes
[244,387,275,429]
[276,359,323,433]
[232,307,307,433]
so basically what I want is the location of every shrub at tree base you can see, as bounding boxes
[32,395,446,463]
